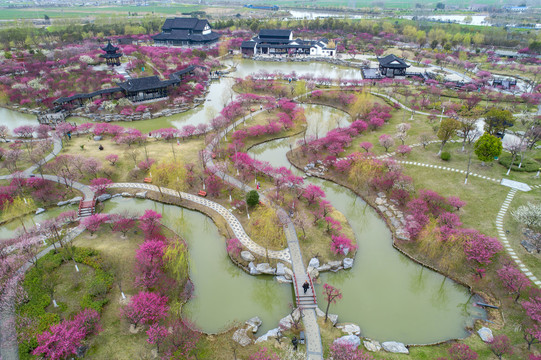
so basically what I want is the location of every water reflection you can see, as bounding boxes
[102,197,292,335]
[247,104,486,344]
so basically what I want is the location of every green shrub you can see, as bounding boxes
[246,190,260,207]
[17,247,114,358]
[441,152,451,161]
[498,153,540,172]
[80,293,109,312]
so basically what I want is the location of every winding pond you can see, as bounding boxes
[2,59,362,133]
[1,60,486,343]
[248,104,485,344]
[102,197,292,335]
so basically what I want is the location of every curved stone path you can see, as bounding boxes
[1,135,96,360]
[496,189,541,287]
[0,225,86,360]
[396,160,501,183]
[204,108,324,359]
[396,158,541,288]
[23,136,63,177]
[369,91,448,118]
[108,183,291,263]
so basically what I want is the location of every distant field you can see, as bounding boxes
[0,0,538,21]
[252,0,539,9]
[0,5,202,20]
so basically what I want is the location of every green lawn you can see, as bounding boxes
[503,189,541,281]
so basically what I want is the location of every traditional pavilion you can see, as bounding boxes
[241,29,336,57]
[99,40,123,66]
[377,54,410,77]
[153,17,220,46]
[54,66,195,106]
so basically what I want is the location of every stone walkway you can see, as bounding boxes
[369,92,447,118]
[204,110,324,359]
[22,136,63,176]
[108,183,291,263]
[496,189,541,287]
[396,159,541,288]
[396,160,501,183]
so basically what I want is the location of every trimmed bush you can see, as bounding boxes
[498,153,540,172]
[246,190,260,207]
[441,151,451,161]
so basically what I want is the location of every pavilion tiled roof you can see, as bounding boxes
[377,54,410,69]
[259,29,292,38]
[101,41,119,53]
[161,18,210,31]
[54,66,196,104]
[118,76,168,92]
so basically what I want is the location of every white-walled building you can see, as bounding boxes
[241,29,336,58]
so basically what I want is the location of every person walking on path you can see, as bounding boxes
[302,281,310,294]
[292,336,298,351]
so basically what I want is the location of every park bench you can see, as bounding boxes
[143,178,152,183]
[198,190,207,197]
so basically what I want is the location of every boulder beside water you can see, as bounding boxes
[333,335,361,348]
[382,341,409,354]
[240,251,255,262]
[478,327,494,342]
[245,317,262,333]
[336,323,361,336]
[363,339,382,352]
[232,328,252,347]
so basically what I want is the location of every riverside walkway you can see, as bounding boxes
[205,109,324,359]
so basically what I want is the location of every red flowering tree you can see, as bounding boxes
[396,145,412,157]
[497,264,531,302]
[378,134,395,152]
[448,343,478,360]
[138,210,162,239]
[90,177,113,195]
[162,318,201,359]
[302,184,326,205]
[448,196,466,211]
[524,324,541,350]
[33,309,101,360]
[105,153,118,165]
[461,229,503,278]
[488,334,512,360]
[328,342,374,360]
[249,347,279,360]
[135,239,167,289]
[226,238,242,257]
[81,213,109,235]
[523,295,541,323]
[111,214,136,236]
[147,324,168,353]
[323,283,342,323]
[359,141,373,152]
[121,291,169,330]
[330,235,355,255]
